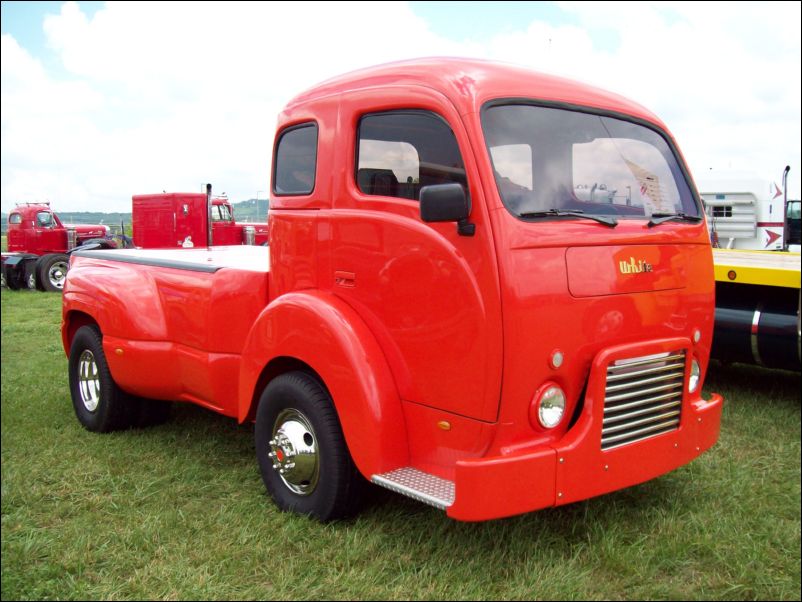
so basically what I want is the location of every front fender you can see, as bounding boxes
[238,290,408,477]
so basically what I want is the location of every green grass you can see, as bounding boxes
[2,289,800,600]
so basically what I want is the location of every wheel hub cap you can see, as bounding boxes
[49,262,68,289]
[78,350,101,412]
[269,409,319,495]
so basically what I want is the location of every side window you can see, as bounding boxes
[273,123,318,195]
[9,213,22,225]
[36,211,53,227]
[357,111,467,201]
[712,206,733,218]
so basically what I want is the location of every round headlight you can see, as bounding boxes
[537,385,566,429]
[688,359,701,393]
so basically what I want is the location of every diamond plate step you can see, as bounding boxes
[371,467,455,510]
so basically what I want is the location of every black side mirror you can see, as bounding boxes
[419,183,475,236]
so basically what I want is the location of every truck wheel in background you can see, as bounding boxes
[3,263,22,290]
[33,257,47,291]
[24,260,39,290]
[68,325,133,432]
[38,253,70,292]
[255,371,366,521]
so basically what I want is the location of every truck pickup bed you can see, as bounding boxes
[66,246,270,417]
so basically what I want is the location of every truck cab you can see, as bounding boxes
[62,58,722,522]
[2,203,110,291]
[6,203,108,256]
[132,193,268,248]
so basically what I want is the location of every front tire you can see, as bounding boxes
[255,371,365,521]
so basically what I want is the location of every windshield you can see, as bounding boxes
[482,103,699,220]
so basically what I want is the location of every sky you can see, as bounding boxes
[1,1,800,213]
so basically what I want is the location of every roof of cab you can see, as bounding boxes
[285,57,666,130]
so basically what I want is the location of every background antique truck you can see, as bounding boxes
[1,202,113,291]
[61,58,723,522]
[2,194,267,292]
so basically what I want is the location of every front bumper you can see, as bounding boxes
[447,338,724,521]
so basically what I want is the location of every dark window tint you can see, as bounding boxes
[9,213,22,224]
[357,111,466,200]
[274,124,318,195]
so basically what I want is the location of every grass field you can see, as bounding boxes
[1,289,800,600]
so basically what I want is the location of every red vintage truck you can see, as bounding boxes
[2,203,113,291]
[132,192,269,248]
[61,58,723,522]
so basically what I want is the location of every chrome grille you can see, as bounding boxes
[602,351,686,450]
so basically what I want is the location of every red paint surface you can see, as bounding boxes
[63,58,722,520]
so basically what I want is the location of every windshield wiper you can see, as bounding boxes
[519,209,618,227]
[647,212,703,227]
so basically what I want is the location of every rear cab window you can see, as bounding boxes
[273,123,318,196]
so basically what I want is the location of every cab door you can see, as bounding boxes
[328,86,503,422]
[35,211,66,254]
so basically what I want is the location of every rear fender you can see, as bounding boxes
[62,258,168,352]
[239,290,408,477]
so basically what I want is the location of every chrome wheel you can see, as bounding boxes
[269,408,319,496]
[78,350,101,412]
[48,260,69,290]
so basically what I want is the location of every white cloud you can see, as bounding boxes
[1,1,800,213]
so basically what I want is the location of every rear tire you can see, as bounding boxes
[4,263,23,290]
[255,371,366,521]
[33,256,47,291]
[68,325,132,432]
[24,260,38,290]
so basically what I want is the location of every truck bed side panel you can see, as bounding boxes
[64,249,270,415]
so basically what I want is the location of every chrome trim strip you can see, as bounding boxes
[602,410,681,435]
[605,361,686,383]
[604,391,683,413]
[605,371,685,392]
[602,419,680,447]
[602,424,679,450]
[603,400,682,424]
[608,353,685,370]
[751,306,763,366]
[605,381,683,403]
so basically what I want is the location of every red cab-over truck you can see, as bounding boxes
[62,58,723,522]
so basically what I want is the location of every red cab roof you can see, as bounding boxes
[287,57,665,129]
